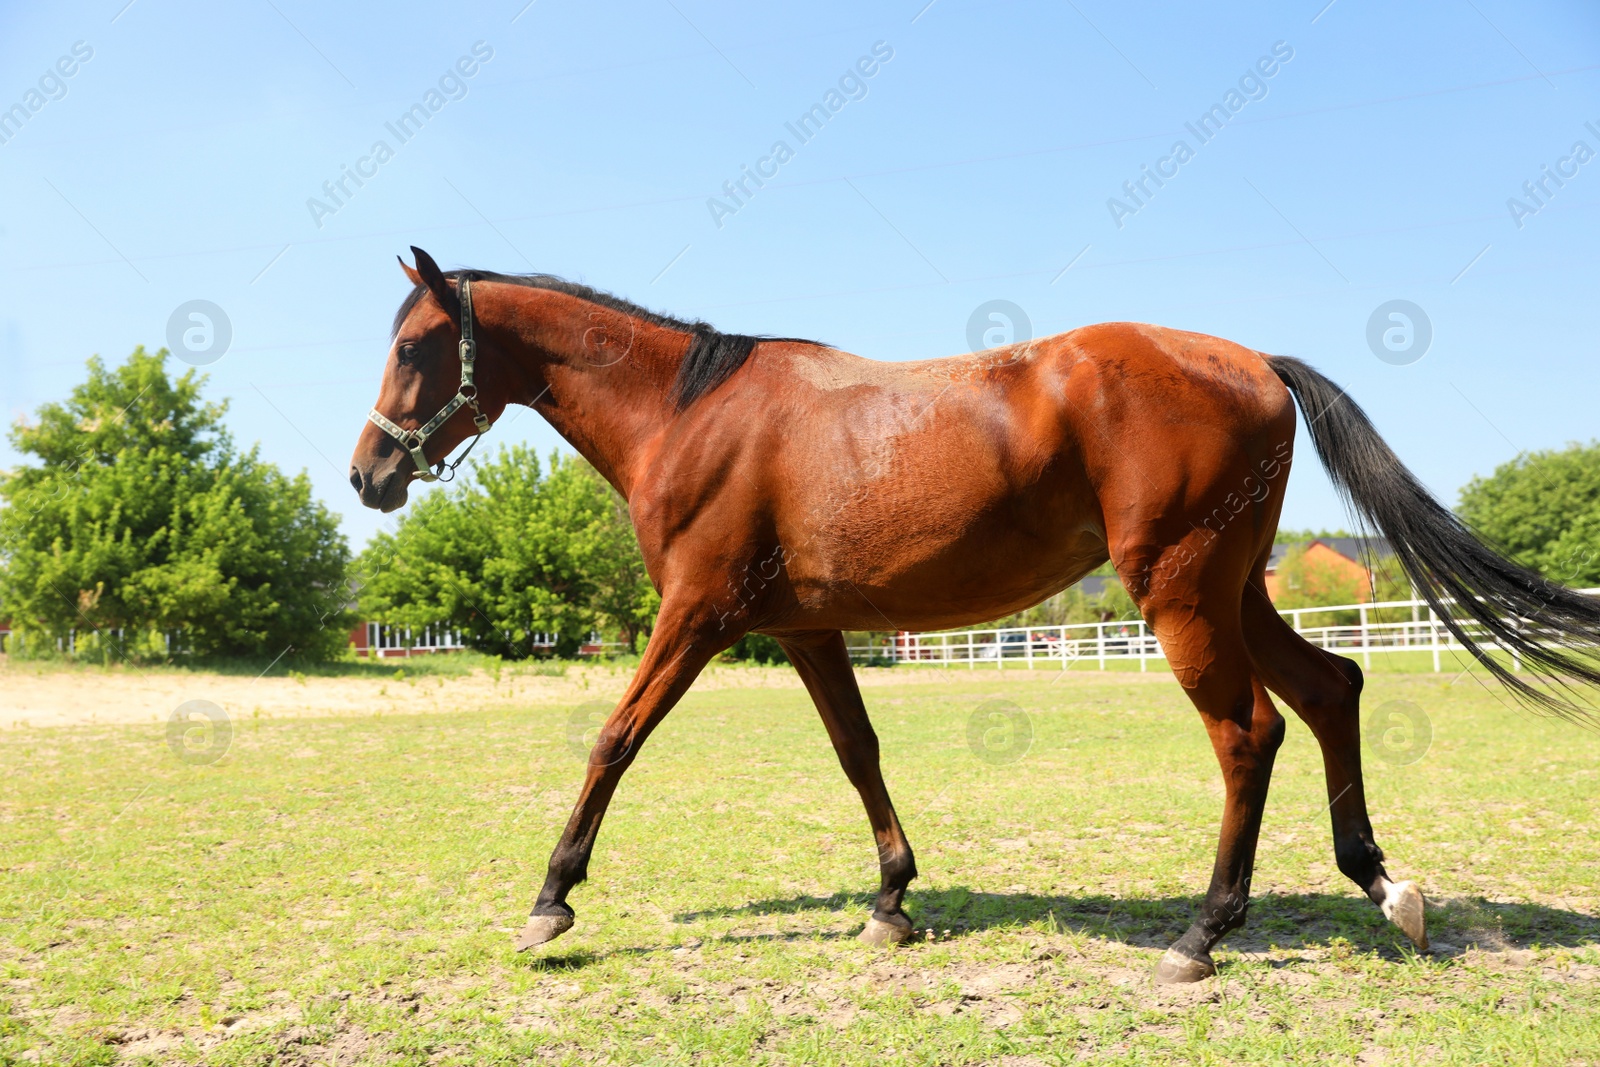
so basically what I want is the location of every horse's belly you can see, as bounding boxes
[768,364,1102,630]
[780,476,1108,631]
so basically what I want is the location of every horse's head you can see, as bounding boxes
[349,247,504,512]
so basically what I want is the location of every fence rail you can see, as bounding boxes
[846,589,1600,671]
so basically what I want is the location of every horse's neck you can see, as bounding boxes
[498,287,684,499]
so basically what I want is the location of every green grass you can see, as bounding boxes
[3,670,1599,1065]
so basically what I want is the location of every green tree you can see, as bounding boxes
[998,571,1140,630]
[0,348,352,660]
[725,633,789,665]
[1458,441,1600,587]
[358,446,659,657]
[1274,526,1353,544]
[1272,543,1365,624]
[577,463,662,652]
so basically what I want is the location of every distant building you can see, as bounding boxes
[1074,575,1117,599]
[350,621,469,658]
[1263,537,1394,603]
[349,622,610,658]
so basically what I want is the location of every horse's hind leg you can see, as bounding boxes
[777,630,918,945]
[1242,585,1428,951]
[1133,572,1287,983]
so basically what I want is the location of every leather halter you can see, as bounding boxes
[367,275,492,483]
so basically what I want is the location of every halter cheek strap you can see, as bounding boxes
[367,275,493,483]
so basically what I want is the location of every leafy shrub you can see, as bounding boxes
[0,348,351,661]
[357,445,658,658]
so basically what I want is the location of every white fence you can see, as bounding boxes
[362,622,472,656]
[358,623,626,658]
[847,589,1600,672]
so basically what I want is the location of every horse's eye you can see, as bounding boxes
[398,343,419,365]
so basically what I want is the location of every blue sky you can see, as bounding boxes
[2,0,1597,552]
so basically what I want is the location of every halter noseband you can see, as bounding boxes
[367,275,492,483]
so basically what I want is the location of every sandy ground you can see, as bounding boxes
[0,656,1155,729]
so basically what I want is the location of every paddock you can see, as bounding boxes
[4,661,1596,1064]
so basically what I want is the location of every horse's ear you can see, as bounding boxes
[397,255,423,287]
[410,246,459,320]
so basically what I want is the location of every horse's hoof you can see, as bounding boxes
[1381,879,1428,951]
[514,912,574,952]
[858,912,914,946]
[1154,946,1216,984]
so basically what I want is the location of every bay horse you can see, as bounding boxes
[349,247,1600,983]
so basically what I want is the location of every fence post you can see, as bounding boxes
[1097,622,1106,671]
[1139,620,1148,672]
[1428,605,1441,672]
[1359,605,1371,669]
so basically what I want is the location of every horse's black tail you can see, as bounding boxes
[1267,355,1600,722]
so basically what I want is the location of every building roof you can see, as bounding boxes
[1265,536,1393,572]
[1075,575,1116,598]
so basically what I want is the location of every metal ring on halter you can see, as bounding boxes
[367,275,493,483]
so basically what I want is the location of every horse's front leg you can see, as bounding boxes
[516,603,731,951]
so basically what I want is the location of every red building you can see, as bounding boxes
[1263,537,1393,603]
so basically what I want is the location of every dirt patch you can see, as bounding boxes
[0,659,1169,729]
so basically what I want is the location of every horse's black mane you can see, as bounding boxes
[393,270,820,409]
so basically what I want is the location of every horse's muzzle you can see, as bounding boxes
[350,461,410,513]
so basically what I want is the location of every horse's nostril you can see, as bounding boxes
[349,467,363,492]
